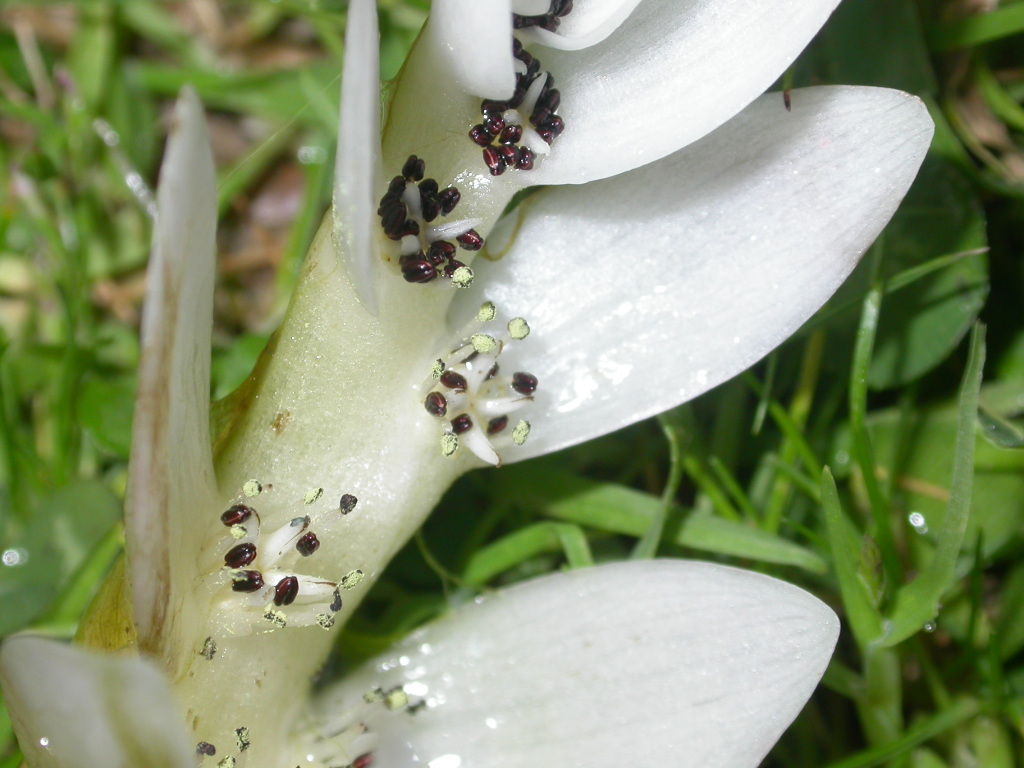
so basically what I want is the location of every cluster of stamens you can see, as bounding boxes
[423,302,537,466]
[377,155,482,286]
[468,16,567,175]
[206,482,364,635]
[306,683,429,768]
[195,727,251,768]
[512,0,573,31]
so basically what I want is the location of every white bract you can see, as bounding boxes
[1,1,933,767]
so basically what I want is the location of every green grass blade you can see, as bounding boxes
[884,324,985,646]
[821,467,885,649]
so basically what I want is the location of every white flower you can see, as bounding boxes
[0,0,932,766]
[2,561,838,768]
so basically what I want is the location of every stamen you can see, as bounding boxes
[467,27,566,173]
[378,155,479,288]
[423,302,538,466]
[206,484,363,635]
[512,0,573,31]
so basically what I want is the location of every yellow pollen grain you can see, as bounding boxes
[441,433,458,457]
[341,569,365,589]
[477,301,497,322]
[385,688,409,711]
[512,420,531,446]
[451,266,474,288]
[471,333,498,353]
[304,487,324,505]
[508,317,530,340]
[242,480,262,498]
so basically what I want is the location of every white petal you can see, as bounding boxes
[530,0,841,185]
[316,561,838,768]
[517,0,643,50]
[428,0,516,99]
[0,637,193,768]
[334,0,382,313]
[126,87,219,660]
[459,86,933,460]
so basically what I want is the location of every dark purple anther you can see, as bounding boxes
[439,187,461,214]
[424,391,448,417]
[421,198,440,223]
[196,742,217,757]
[387,176,406,196]
[481,99,509,116]
[400,258,437,284]
[512,371,539,395]
[443,260,468,278]
[273,576,300,606]
[440,370,468,390]
[483,146,505,176]
[224,542,258,568]
[428,240,456,265]
[451,414,474,434]
[382,204,408,236]
[402,155,425,181]
[340,494,358,514]
[499,125,522,145]
[516,147,535,170]
[531,107,551,127]
[231,570,264,593]
[548,115,565,137]
[330,589,343,612]
[499,144,518,167]
[457,230,484,250]
[487,415,509,435]
[539,89,561,114]
[221,504,255,527]
[296,532,320,557]
[469,125,493,147]
[484,114,505,136]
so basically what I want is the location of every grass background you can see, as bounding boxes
[2,0,1024,766]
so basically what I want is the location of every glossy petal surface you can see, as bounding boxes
[0,637,193,768]
[531,0,841,184]
[317,561,838,768]
[457,87,933,460]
